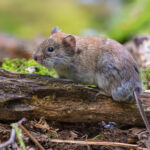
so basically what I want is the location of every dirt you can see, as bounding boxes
[0,117,148,150]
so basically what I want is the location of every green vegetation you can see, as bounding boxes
[1,58,57,78]
[0,0,150,42]
[92,133,104,140]
[145,67,150,80]
[145,67,150,89]
[107,0,150,42]
[0,0,90,39]
[139,68,150,90]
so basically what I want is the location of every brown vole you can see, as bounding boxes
[33,27,150,132]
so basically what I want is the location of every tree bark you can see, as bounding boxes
[0,68,150,126]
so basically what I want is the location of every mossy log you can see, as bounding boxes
[0,68,150,126]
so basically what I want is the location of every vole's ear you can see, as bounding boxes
[51,26,59,35]
[62,35,76,51]
[133,35,148,47]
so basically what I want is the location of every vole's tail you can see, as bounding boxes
[134,89,150,134]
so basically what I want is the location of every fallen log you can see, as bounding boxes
[0,68,150,126]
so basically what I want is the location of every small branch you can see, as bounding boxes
[18,123,45,150]
[18,118,27,124]
[0,128,16,149]
[12,123,26,150]
[0,118,27,150]
[49,139,138,149]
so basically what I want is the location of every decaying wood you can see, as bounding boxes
[0,68,150,126]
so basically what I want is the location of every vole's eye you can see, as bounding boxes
[47,47,54,52]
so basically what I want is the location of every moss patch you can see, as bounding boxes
[1,58,57,78]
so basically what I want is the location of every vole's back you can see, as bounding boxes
[74,36,142,101]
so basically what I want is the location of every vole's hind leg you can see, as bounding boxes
[111,85,134,102]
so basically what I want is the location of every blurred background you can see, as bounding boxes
[0,0,150,88]
[0,0,150,43]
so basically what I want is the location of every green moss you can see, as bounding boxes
[145,67,150,79]
[1,58,57,78]
[92,133,104,140]
[140,68,150,90]
[76,84,97,88]
[65,85,72,90]
[145,67,150,89]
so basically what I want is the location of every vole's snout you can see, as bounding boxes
[33,53,43,63]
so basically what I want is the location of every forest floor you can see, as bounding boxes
[0,118,147,150]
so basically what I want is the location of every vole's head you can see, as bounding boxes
[33,26,76,69]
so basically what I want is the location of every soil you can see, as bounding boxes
[0,118,148,150]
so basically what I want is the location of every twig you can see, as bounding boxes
[0,128,16,149]
[18,123,45,150]
[18,118,27,124]
[49,139,138,149]
[12,123,26,150]
[0,118,27,150]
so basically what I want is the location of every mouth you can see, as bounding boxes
[33,54,43,65]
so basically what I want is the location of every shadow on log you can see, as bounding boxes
[0,68,150,126]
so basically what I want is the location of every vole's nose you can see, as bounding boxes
[33,54,42,62]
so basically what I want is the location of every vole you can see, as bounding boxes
[33,26,150,133]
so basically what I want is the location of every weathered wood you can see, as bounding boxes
[0,68,150,126]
